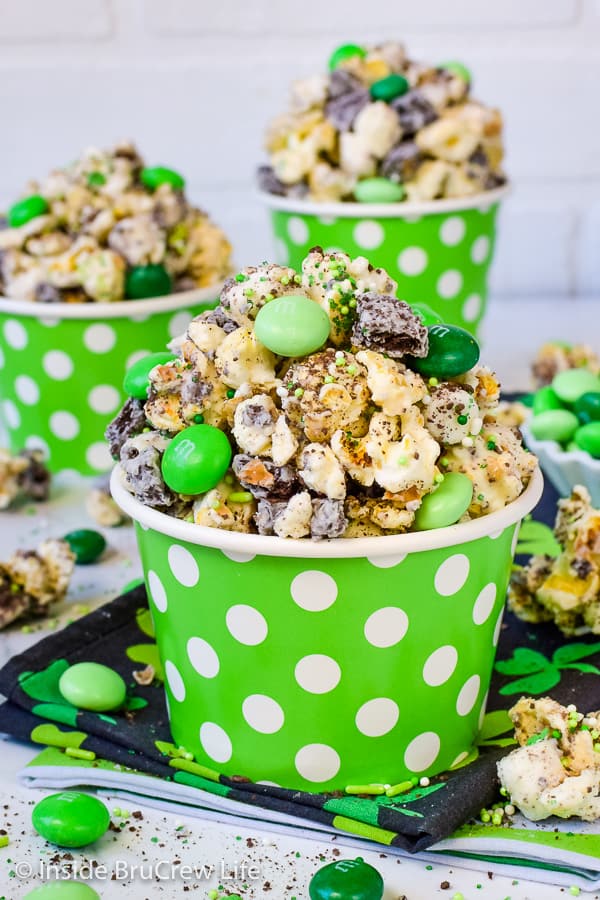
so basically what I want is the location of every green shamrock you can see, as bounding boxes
[126,607,164,682]
[515,516,561,558]
[495,643,600,695]
[449,709,516,770]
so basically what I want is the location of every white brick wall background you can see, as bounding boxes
[0,0,599,302]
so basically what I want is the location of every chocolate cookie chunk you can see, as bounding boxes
[17,450,50,501]
[255,498,288,535]
[257,165,288,197]
[105,397,147,458]
[381,142,423,182]
[391,90,437,136]
[351,293,429,358]
[120,434,174,509]
[233,454,298,501]
[311,499,347,539]
[325,88,369,132]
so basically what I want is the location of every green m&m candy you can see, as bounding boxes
[32,791,110,848]
[140,166,185,191]
[414,473,473,531]
[574,422,600,458]
[552,369,600,404]
[409,303,443,326]
[125,263,173,299]
[439,61,471,83]
[87,171,106,188]
[408,324,480,379]
[64,529,106,564]
[162,424,232,495]
[532,386,563,415]
[8,194,49,228]
[309,856,384,900]
[25,882,100,899]
[59,662,126,711]
[255,295,330,357]
[574,392,600,424]
[123,351,176,399]
[370,73,409,102]
[529,409,579,444]
[354,177,405,203]
[328,43,366,71]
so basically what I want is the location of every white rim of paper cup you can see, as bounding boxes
[0,281,224,320]
[258,184,509,219]
[111,464,542,560]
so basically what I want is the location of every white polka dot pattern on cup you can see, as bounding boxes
[187,637,220,679]
[290,570,337,611]
[226,604,268,645]
[355,698,399,737]
[169,311,193,340]
[273,238,289,264]
[25,435,50,459]
[397,246,428,276]
[168,543,200,588]
[14,375,39,406]
[148,570,168,613]
[434,554,470,596]
[88,384,120,415]
[492,608,504,647]
[83,323,116,353]
[3,399,20,429]
[0,346,5,369]
[3,319,28,350]
[295,744,341,783]
[439,216,466,246]
[200,722,233,764]
[471,235,490,264]
[165,660,186,702]
[242,694,285,734]
[287,216,309,245]
[437,269,463,299]
[85,442,112,472]
[463,294,482,323]
[364,607,409,648]
[43,349,74,380]
[472,582,497,626]
[423,645,458,687]
[295,654,341,694]
[404,731,441,772]
[366,552,406,569]
[49,411,80,441]
[456,674,481,717]
[353,220,384,250]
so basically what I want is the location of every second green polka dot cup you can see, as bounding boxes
[111,466,542,794]
[260,187,507,338]
[0,288,219,475]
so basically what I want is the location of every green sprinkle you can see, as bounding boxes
[349,298,357,308]
[345,784,385,795]
[527,728,551,746]
[428,377,439,387]
[452,893,464,900]
[570,887,581,897]
[346,364,357,374]
[481,811,491,823]
[426,865,433,870]
[457,414,468,425]
[193,413,204,424]
[324,375,335,384]
[235,273,249,283]
[228,492,253,504]
[293,274,302,284]
[87,171,106,187]
[552,729,562,738]
[440,456,449,467]
[397,455,408,466]
[340,305,349,315]
[385,780,413,797]
[487,440,496,450]
[294,387,304,398]
[226,389,235,399]
[280,275,290,285]
[477,493,485,501]
[335,357,345,366]
[65,747,96,761]
[151,836,159,843]
[0,835,8,848]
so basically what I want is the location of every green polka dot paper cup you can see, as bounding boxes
[111,466,542,794]
[260,187,507,338]
[0,287,220,475]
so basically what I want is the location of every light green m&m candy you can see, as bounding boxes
[574,422,600,458]
[255,295,330,357]
[552,369,600,404]
[328,43,366,71]
[529,409,579,443]
[8,194,49,228]
[123,351,176,399]
[354,177,405,203]
[25,881,100,899]
[125,263,172,299]
[439,61,471,83]
[32,791,109,848]
[140,166,185,191]
[532,386,563,415]
[162,423,232,494]
[370,73,409,102]
[414,473,473,531]
[59,662,126,712]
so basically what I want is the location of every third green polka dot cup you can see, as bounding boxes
[260,187,507,338]
[0,288,219,475]
[111,466,542,794]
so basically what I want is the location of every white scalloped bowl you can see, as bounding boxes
[522,425,600,504]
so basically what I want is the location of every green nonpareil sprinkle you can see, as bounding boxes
[457,414,468,425]
[265,293,274,302]
[570,886,581,896]
[287,382,295,390]
[243,288,255,298]
[435,473,445,484]
[193,414,204,424]
[397,455,408,466]
[477,493,485,501]
[349,297,357,308]
[228,492,253,504]
[324,375,335,383]
[226,389,235,399]
[340,305,349,315]
[440,456,449,467]
[346,364,356,374]
[293,274,302,284]
[294,388,304,398]
[335,357,345,366]
[87,171,106,187]
[552,729,562,738]
[487,440,496,450]
[235,273,249,282]
[280,275,290,285]
[428,377,439,386]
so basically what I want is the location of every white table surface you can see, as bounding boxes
[2,297,600,899]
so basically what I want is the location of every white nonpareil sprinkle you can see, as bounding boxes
[462,436,474,448]
[276,386,289,398]
[471,417,483,435]
[419,776,430,787]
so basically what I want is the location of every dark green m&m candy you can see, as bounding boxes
[125,263,173,299]
[140,166,185,191]
[574,421,600,458]
[32,791,110,848]
[370,73,409,102]
[162,424,232,495]
[309,856,384,900]
[574,392,600,424]
[408,324,480,379]
[8,194,49,228]
[328,43,366,71]
[64,529,106,564]
[123,351,176,399]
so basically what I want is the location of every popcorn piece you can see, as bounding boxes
[232,454,298,501]
[220,264,298,325]
[86,475,129,527]
[215,327,277,389]
[351,293,428,358]
[353,102,403,159]
[532,342,600,388]
[0,538,75,630]
[298,443,347,499]
[105,398,147,458]
[120,432,174,508]
[356,350,426,416]
[257,491,313,539]
[365,408,439,495]
[498,698,600,822]
[108,215,166,266]
[0,448,50,509]
[424,384,481,444]
[232,395,279,455]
